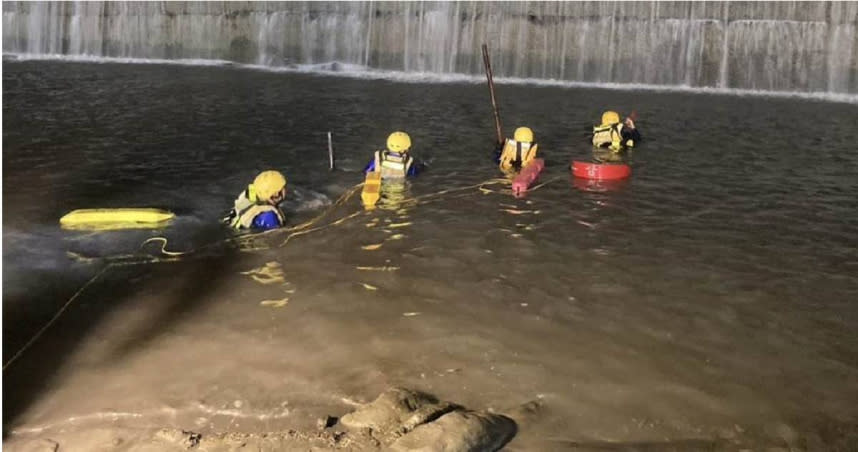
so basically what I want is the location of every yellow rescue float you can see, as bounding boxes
[361,171,382,210]
[59,208,174,230]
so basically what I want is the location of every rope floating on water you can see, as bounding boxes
[3,265,111,371]
[4,175,557,371]
[3,184,366,371]
[140,237,189,256]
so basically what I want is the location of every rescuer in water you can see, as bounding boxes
[224,170,288,230]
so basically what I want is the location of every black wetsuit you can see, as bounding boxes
[622,127,642,144]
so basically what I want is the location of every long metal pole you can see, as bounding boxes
[481,43,503,147]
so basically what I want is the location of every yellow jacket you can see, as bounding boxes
[499,139,538,172]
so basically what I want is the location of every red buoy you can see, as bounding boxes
[511,158,545,196]
[571,160,631,180]
[572,176,628,193]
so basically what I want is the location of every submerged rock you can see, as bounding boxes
[152,429,201,449]
[340,387,516,451]
[390,410,517,452]
[340,387,456,435]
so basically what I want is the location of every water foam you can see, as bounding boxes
[6,52,858,105]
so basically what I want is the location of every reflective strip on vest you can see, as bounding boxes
[232,204,285,229]
[228,186,254,228]
[375,150,412,178]
[229,186,284,229]
[499,139,534,171]
[592,123,624,149]
[232,186,257,214]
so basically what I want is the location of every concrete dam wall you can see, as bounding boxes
[3,1,857,94]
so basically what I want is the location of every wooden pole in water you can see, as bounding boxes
[481,43,504,147]
[327,131,335,171]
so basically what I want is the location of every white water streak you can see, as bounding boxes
[5,52,858,105]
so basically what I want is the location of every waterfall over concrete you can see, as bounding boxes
[3,1,857,94]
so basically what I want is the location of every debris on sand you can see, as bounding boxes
[260,298,289,308]
[8,389,520,451]
[355,266,399,272]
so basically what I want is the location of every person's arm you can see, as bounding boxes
[498,140,514,171]
[622,125,641,143]
[523,143,539,166]
[624,117,635,129]
[407,160,424,177]
[493,140,505,163]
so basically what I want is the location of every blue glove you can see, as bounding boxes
[407,161,423,177]
[251,211,282,230]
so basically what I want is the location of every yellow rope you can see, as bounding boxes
[127,182,366,259]
[73,176,551,265]
[527,175,564,192]
[273,182,364,234]
[5,176,554,370]
[235,182,366,249]
[137,176,544,259]
[3,265,112,371]
[139,237,189,256]
[280,210,364,247]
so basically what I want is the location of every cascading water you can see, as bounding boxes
[3,1,857,94]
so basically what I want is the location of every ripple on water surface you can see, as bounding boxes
[3,59,858,447]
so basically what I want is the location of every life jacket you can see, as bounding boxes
[228,185,286,229]
[592,122,626,151]
[499,139,537,172]
[374,150,413,179]
[377,179,408,211]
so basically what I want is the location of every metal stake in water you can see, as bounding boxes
[327,131,335,171]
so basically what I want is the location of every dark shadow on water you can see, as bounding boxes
[106,245,243,359]
[1,230,241,436]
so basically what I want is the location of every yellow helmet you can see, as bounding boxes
[513,127,533,142]
[253,170,287,202]
[601,111,620,125]
[386,131,412,153]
